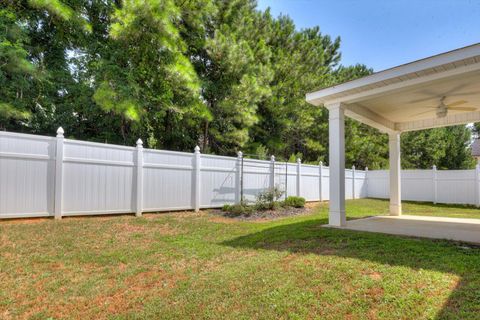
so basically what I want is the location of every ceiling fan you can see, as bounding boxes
[412,96,476,118]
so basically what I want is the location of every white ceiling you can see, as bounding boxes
[356,70,480,123]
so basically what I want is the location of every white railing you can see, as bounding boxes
[1,129,478,219]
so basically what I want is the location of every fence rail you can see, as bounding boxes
[0,129,478,219]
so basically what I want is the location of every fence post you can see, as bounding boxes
[135,139,144,217]
[194,146,201,212]
[319,161,323,201]
[432,165,437,204]
[365,167,369,198]
[270,155,275,190]
[54,127,64,220]
[352,165,356,200]
[476,164,480,207]
[235,151,243,204]
[296,158,301,197]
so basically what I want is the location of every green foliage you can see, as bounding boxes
[254,144,268,160]
[401,125,475,169]
[0,0,475,169]
[222,203,254,216]
[255,187,284,210]
[0,9,37,127]
[284,196,305,208]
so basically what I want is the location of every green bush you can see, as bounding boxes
[284,196,305,208]
[222,203,254,216]
[255,187,284,211]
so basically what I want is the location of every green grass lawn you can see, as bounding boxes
[345,198,480,220]
[1,199,480,319]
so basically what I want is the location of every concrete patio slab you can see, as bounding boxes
[325,215,480,245]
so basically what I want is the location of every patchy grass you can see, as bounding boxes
[1,200,480,319]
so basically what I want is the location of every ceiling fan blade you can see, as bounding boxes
[446,100,467,107]
[448,107,477,112]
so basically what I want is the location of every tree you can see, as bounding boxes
[401,125,474,170]
[0,8,36,130]
[1,0,475,170]
[191,0,273,154]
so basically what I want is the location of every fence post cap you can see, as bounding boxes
[56,127,64,137]
[352,165,356,170]
[432,165,437,170]
[194,145,200,153]
[136,139,143,147]
[270,155,275,161]
[319,161,323,166]
[237,151,243,157]
[297,158,301,164]
[365,167,368,171]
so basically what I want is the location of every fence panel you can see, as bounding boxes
[143,149,194,212]
[0,132,55,218]
[354,170,368,198]
[367,170,389,199]
[284,163,298,198]
[62,140,136,216]
[321,166,330,201]
[402,170,434,202]
[200,155,237,208]
[242,158,270,203]
[436,169,475,204]
[301,164,320,201]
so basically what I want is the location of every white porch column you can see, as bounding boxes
[389,132,402,216]
[327,103,346,226]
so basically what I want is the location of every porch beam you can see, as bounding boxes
[345,103,396,134]
[326,102,346,227]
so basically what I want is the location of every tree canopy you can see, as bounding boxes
[0,0,475,169]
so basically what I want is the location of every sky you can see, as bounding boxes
[257,0,480,71]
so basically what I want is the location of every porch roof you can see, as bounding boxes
[306,43,480,133]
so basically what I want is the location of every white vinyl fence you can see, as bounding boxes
[1,129,479,219]
[0,129,367,219]
[367,167,480,206]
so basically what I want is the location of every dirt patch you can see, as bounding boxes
[0,217,52,225]
[362,270,383,281]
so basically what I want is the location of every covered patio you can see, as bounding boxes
[306,43,480,243]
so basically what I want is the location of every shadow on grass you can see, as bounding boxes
[222,216,480,319]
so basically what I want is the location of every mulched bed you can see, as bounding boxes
[210,203,316,221]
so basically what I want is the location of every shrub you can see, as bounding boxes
[222,203,254,216]
[255,187,284,210]
[284,196,305,208]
